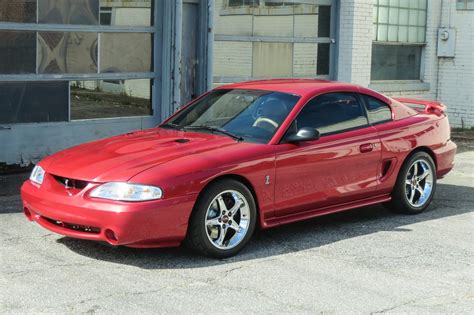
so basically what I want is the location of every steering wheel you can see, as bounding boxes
[253,117,279,131]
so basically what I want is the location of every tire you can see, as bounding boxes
[186,179,257,258]
[387,151,437,214]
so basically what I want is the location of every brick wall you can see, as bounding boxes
[212,0,324,85]
[437,0,474,128]
[212,0,473,127]
[373,0,441,105]
[339,0,473,128]
[337,0,374,86]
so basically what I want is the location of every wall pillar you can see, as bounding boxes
[336,0,374,87]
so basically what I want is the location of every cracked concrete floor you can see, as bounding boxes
[1,152,473,314]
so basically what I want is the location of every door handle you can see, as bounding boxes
[359,143,373,153]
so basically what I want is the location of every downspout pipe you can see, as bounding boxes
[173,0,183,111]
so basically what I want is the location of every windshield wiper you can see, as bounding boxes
[160,122,182,130]
[183,125,244,141]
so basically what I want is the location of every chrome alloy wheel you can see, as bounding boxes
[405,159,434,207]
[205,190,251,250]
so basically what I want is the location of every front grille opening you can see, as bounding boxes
[52,175,89,190]
[43,216,100,234]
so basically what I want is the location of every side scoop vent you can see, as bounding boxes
[379,158,397,182]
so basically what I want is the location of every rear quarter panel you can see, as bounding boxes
[375,113,454,195]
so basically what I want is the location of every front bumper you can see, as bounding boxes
[21,180,197,248]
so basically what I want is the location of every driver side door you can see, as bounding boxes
[273,92,382,217]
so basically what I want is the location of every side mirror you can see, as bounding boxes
[285,127,320,143]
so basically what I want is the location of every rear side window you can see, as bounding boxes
[295,93,369,136]
[363,95,392,124]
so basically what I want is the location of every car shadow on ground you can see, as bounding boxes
[56,183,473,269]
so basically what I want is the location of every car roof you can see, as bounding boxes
[217,79,392,104]
[216,79,361,97]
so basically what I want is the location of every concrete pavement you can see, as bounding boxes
[1,152,473,313]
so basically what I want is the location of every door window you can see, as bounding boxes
[362,95,392,125]
[293,93,369,136]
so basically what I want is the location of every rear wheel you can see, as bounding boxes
[186,179,256,258]
[387,152,436,214]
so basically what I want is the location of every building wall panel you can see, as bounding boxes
[253,16,294,37]
[213,41,253,77]
[252,42,293,77]
[293,43,317,77]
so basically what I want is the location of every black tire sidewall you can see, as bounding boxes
[189,179,257,258]
[394,152,437,214]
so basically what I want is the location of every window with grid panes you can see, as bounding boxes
[0,0,155,124]
[457,0,474,10]
[371,0,427,81]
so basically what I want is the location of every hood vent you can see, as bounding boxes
[174,138,190,143]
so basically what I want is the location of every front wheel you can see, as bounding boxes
[186,179,257,258]
[387,152,437,214]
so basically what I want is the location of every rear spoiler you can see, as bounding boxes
[394,98,447,116]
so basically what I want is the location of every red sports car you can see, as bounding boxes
[21,80,457,258]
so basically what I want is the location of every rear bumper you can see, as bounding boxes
[21,180,197,248]
[435,140,457,178]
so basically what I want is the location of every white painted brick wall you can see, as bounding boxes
[339,0,473,127]
[253,15,294,37]
[293,43,317,77]
[114,8,151,26]
[437,1,474,128]
[294,15,318,37]
[379,1,441,101]
[212,0,473,127]
[336,0,374,86]
[213,0,321,81]
[213,41,253,77]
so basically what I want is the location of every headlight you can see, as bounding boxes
[30,165,45,185]
[89,182,163,201]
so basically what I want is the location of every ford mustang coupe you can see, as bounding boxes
[22,79,457,258]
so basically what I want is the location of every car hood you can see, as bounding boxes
[41,128,239,182]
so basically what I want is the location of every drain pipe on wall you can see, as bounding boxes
[435,0,444,101]
[173,0,183,112]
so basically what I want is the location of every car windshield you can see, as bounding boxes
[162,89,300,143]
